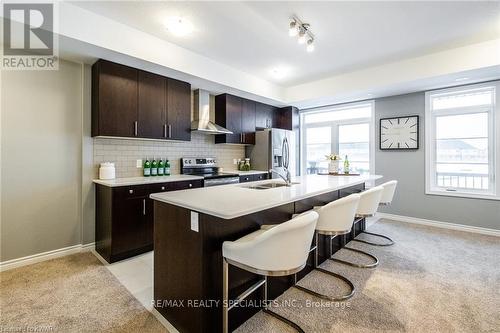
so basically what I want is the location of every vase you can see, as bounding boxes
[328,161,339,174]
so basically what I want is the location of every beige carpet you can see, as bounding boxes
[236,219,500,333]
[2,220,499,333]
[0,252,166,333]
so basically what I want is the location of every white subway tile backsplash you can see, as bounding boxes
[93,133,245,178]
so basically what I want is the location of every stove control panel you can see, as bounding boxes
[182,157,217,168]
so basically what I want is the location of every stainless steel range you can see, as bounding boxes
[181,157,240,187]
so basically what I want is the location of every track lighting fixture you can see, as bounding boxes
[289,16,315,53]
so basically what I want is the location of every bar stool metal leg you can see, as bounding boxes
[222,259,305,333]
[352,215,395,246]
[329,223,379,268]
[292,233,355,301]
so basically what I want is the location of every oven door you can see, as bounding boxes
[204,177,240,187]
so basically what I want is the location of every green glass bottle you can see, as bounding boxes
[343,155,350,174]
[143,158,151,177]
[158,158,165,176]
[165,159,171,176]
[151,158,158,176]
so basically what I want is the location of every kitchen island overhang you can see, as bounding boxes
[151,174,382,333]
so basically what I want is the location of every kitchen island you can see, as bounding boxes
[150,174,382,333]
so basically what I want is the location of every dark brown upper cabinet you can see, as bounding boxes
[255,102,277,129]
[92,60,138,137]
[275,106,300,131]
[215,94,256,144]
[166,78,191,142]
[241,98,256,144]
[138,70,166,139]
[92,59,191,141]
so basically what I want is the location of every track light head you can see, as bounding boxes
[289,20,298,37]
[298,27,306,44]
[306,38,315,52]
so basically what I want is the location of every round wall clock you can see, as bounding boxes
[380,115,419,150]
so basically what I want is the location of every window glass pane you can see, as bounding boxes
[338,123,370,174]
[436,113,488,139]
[436,163,489,190]
[339,143,369,162]
[348,162,370,175]
[306,126,331,144]
[305,144,330,174]
[339,123,369,142]
[304,105,371,124]
[432,90,492,110]
[436,138,488,163]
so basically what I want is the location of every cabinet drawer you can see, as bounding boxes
[239,175,254,183]
[172,179,203,190]
[253,173,269,181]
[113,185,149,199]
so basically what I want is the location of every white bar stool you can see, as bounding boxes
[292,194,360,301]
[333,186,384,269]
[353,181,397,246]
[222,211,319,333]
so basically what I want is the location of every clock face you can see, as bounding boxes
[380,116,419,150]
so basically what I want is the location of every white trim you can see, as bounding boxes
[377,213,500,237]
[0,243,95,272]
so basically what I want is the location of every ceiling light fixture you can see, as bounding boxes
[306,38,315,52]
[165,16,193,37]
[288,21,298,37]
[289,16,315,53]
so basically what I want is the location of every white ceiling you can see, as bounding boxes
[71,1,500,87]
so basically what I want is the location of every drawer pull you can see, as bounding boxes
[245,177,249,181]
[161,186,166,190]
[129,189,134,194]
[189,183,193,188]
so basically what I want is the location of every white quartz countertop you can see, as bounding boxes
[150,174,382,219]
[93,175,204,187]
[224,170,269,176]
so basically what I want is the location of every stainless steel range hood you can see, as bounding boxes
[191,89,233,135]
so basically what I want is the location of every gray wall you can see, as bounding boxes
[1,60,85,261]
[375,92,500,230]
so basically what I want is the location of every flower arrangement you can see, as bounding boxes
[325,154,342,161]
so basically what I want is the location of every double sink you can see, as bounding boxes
[242,181,300,190]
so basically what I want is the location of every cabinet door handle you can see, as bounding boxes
[163,124,167,138]
[168,124,172,138]
[142,199,146,216]
[134,121,138,136]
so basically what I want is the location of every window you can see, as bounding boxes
[301,101,374,175]
[425,82,499,200]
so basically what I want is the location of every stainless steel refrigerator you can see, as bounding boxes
[246,128,299,178]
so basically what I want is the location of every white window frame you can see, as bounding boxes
[425,82,500,200]
[300,100,375,175]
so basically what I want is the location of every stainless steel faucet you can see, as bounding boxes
[269,168,292,186]
[269,136,293,186]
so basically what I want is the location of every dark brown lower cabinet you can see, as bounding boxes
[95,179,203,263]
[239,173,269,183]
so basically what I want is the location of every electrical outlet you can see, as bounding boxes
[136,159,143,168]
[233,159,238,165]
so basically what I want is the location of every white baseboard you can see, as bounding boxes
[377,213,500,237]
[0,242,95,272]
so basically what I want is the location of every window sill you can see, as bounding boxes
[426,189,500,201]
